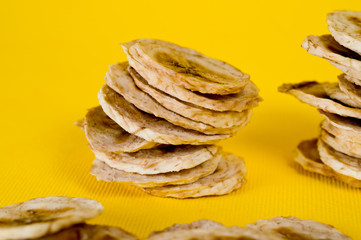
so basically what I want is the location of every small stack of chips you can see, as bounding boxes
[279,11,361,187]
[77,39,261,198]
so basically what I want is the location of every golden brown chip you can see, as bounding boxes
[143,153,247,198]
[90,151,221,188]
[122,39,250,95]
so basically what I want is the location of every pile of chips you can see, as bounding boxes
[280,11,361,187]
[78,39,261,198]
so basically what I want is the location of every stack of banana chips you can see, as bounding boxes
[279,11,361,187]
[78,39,261,198]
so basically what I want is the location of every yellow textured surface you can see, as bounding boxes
[1,0,361,239]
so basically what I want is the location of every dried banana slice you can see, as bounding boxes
[320,129,361,158]
[106,62,237,135]
[319,109,361,132]
[123,44,259,112]
[0,197,103,240]
[278,81,361,118]
[132,56,259,112]
[98,84,229,145]
[321,119,361,143]
[153,220,224,234]
[91,145,219,175]
[130,66,253,129]
[327,10,361,55]
[247,216,351,240]
[302,35,361,81]
[143,153,246,198]
[84,106,156,153]
[122,39,250,95]
[146,226,276,240]
[90,151,221,188]
[148,219,224,239]
[295,139,336,177]
[295,139,361,188]
[338,74,361,106]
[318,139,361,181]
[39,224,137,240]
[323,81,361,108]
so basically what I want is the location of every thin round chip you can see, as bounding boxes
[295,139,361,188]
[278,81,361,119]
[122,39,250,95]
[38,224,137,240]
[106,62,243,135]
[323,81,361,108]
[295,138,336,177]
[130,76,256,129]
[153,220,224,234]
[84,106,157,153]
[327,11,361,55]
[321,119,361,143]
[318,140,361,180]
[302,35,361,81]
[247,216,351,240]
[122,43,259,112]
[92,145,219,175]
[319,109,361,132]
[90,151,221,188]
[338,74,361,106]
[98,84,229,145]
[320,129,361,158]
[130,66,256,129]
[0,197,103,240]
[146,226,277,240]
[143,153,247,198]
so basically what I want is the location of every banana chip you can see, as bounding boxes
[0,197,103,240]
[85,106,157,153]
[107,62,227,135]
[318,139,361,180]
[323,81,361,108]
[130,66,256,128]
[338,74,361,106]
[320,129,361,158]
[144,153,246,198]
[327,10,361,55]
[122,39,250,95]
[302,35,361,81]
[98,84,229,145]
[247,216,351,240]
[38,224,137,240]
[295,139,361,188]
[319,110,361,133]
[91,145,219,175]
[279,81,361,119]
[321,119,361,143]
[90,151,221,188]
[295,139,336,177]
[126,51,259,112]
[147,226,276,240]
[152,220,224,234]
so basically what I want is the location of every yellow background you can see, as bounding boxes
[1,0,360,238]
